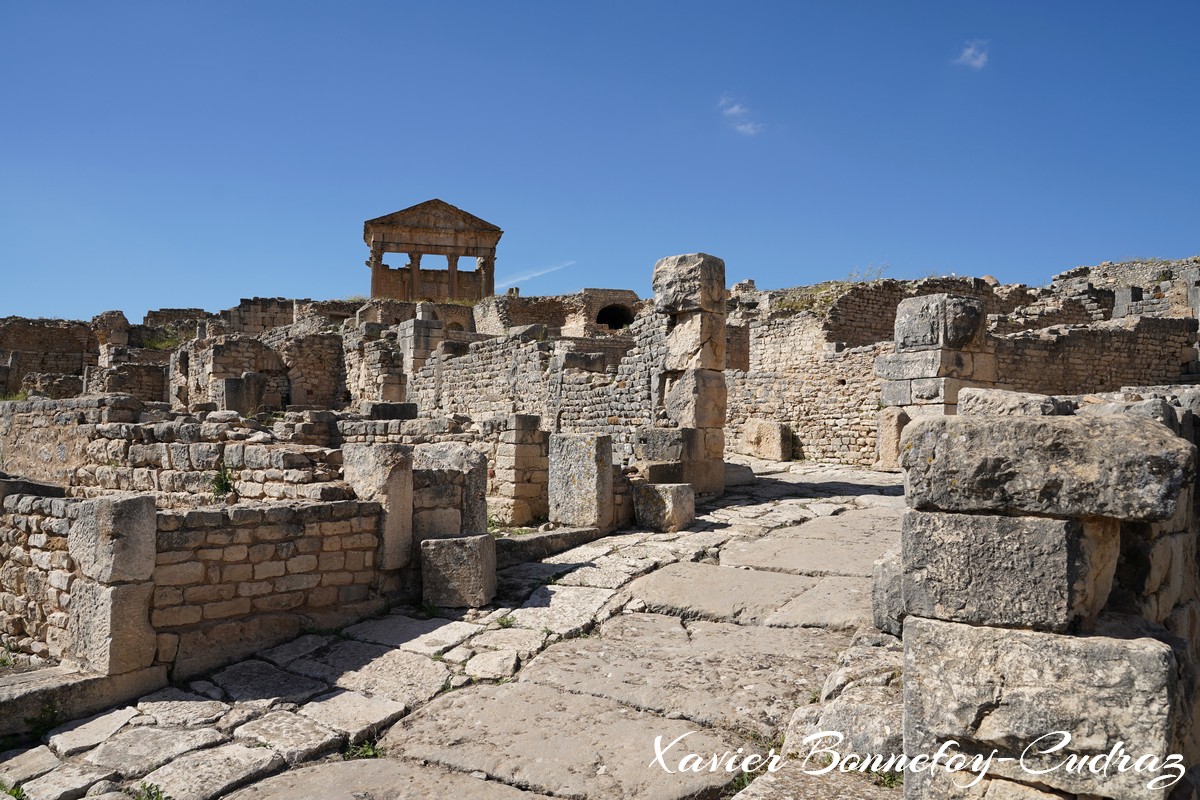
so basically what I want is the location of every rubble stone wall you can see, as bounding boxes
[0,493,77,660]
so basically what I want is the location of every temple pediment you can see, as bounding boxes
[365,199,502,239]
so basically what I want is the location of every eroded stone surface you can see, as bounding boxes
[84,726,225,777]
[505,584,617,636]
[233,710,342,764]
[288,640,449,706]
[47,707,138,757]
[139,743,284,800]
[136,687,229,727]
[765,576,874,630]
[623,562,815,624]
[19,763,118,800]
[296,689,407,744]
[344,615,481,656]
[211,660,328,708]
[0,745,60,787]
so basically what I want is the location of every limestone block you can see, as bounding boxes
[871,549,903,636]
[414,443,487,534]
[341,444,413,569]
[1078,397,1182,434]
[663,369,726,429]
[682,458,725,496]
[360,402,417,420]
[651,253,726,314]
[904,616,1184,798]
[903,511,1119,631]
[414,508,461,540]
[632,483,695,532]
[634,427,706,462]
[901,415,1195,521]
[548,434,614,531]
[67,581,155,675]
[875,349,972,380]
[663,311,726,370]
[910,376,974,405]
[873,407,910,472]
[879,380,911,407]
[894,294,985,352]
[957,388,1076,416]
[68,495,156,583]
[738,419,791,461]
[421,534,497,608]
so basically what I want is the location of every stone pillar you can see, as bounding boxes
[548,433,614,532]
[896,411,1198,797]
[477,255,495,298]
[409,253,423,299]
[447,254,459,298]
[491,414,550,526]
[648,253,727,495]
[341,444,414,572]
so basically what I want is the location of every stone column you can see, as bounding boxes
[477,255,495,298]
[895,411,1198,797]
[447,254,459,298]
[648,253,727,495]
[408,253,423,300]
[491,414,550,526]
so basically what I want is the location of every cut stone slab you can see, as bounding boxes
[84,726,225,777]
[505,584,618,637]
[296,689,407,744]
[521,612,849,738]
[632,483,695,533]
[901,415,1195,521]
[469,627,548,659]
[381,681,742,800]
[729,758,899,799]
[258,634,330,668]
[211,660,328,708]
[421,533,497,608]
[623,562,816,624]
[553,552,662,589]
[139,743,284,800]
[136,687,229,727]
[765,576,874,630]
[46,707,139,757]
[496,561,580,601]
[465,649,520,680]
[287,640,449,707]
[19,763,118,800]
[233,710,342,765]
[343,615,481,656]
[226,758,557,800]
[0,745,60,787]
[720,508,901,577]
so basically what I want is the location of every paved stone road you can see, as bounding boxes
[1,460,905,800]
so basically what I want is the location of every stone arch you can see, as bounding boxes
[595,304,635,330]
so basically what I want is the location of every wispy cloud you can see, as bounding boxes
[718,94,764,136]
[495,260,576,290]
[954,39,989,70]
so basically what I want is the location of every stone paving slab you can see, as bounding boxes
[506,584,618,636]
[136,687,228,726]
[496,561,581,601]
[381,681,744,800]
[622,562,817,624]
[730,759,900,799]
[46,707,138,757]
[258,634,331,667]
[20,762,118,800]
[211,659,328,708]
[521,612,850,738]
[226,757,558,799]
[84,726,225,777]
[139,742,284,800]
[288,640,449,707]
[469,626,548,658]
[552,552,662,589]
[233,710,343,764]
[765,576,874,630]
[296,689,406,744]
[720,508,901,576]
[343,615,482,655]
[0,745,60,787]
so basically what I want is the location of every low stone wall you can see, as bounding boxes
[152,500,382,677]
[0,491,75,661]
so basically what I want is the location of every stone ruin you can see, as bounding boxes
[2,204,1200,798]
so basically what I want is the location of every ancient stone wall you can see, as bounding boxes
[152,500,382,677]
[220,298,296,335]
[0,491,76,661]
[0,318,99,395]
[84,363,167,403]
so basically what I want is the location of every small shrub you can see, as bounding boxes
[496,615,516,629]
[0,392,28,402]
[131,782,173,800]
[210,463,234,496]
[421,603,441,619]
[142,334,182,352]
[344,739,383,759]
[871,769,904,788]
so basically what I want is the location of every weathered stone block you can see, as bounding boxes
[68,495,156,583]
[632,483,695,532]
[875,350,972,380]
[871,549,903,636]
[738,419,791,461]
[652,253,726,314]
[663,311,726,370]
[957,387,1076,416]
[901,415,1195,521]
[663,369,726,429]
[873,406,910,472]
[910,376,974,405]
[549,434,614,531]
[341,444,412,570]
[681,458,725,496]
[879,380,912,407]
[414,443,487,534]
[902,510,1119,631]
[360,402,417,420]
[894,294,985,352]
[421,534,496,608]
[904,616,1184,798]
[67,581,155,675]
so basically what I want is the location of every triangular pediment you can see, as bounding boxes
[365,199,501,233]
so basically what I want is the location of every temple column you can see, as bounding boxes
[447,255,459,298]
[477,255,495,298]
[409,253,423,300]
[367,245,385,297]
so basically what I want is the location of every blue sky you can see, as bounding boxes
[3,2,1199,321]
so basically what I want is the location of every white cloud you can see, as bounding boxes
[495,260,576,290]
[954,40,989,69]
[717,94,764,135]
